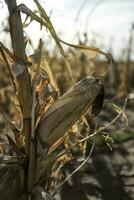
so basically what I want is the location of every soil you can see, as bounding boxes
[55,139,134,200]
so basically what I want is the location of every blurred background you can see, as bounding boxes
[0,0,134,199]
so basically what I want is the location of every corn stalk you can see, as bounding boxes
[0,1,109,200]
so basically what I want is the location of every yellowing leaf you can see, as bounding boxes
[60,39,111,63]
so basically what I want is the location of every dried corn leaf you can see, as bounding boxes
[17,4,47,27]
[42,59,59,92]
[17,3,74,81]
[18,3,65,57]
[35,150,59,184]
[33,0,65,57]
[36,76,103,147]
[0,109,25,153]
[0,41,16,62]
[112,103,128,129]
[1,109,20,133]
[17,3,65,57]
[6,134,23,157]
[60,39,111,63]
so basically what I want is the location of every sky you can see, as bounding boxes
[0,0,134,59]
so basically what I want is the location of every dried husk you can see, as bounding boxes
[36,76,103,147]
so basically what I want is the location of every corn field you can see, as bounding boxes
[0,0,134,200]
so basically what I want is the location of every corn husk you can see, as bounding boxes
[36,76,103,147]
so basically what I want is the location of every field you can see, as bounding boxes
[0,0,134,200]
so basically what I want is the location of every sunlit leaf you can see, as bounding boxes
[42,59,59,92]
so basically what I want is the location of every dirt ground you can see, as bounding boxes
[55,139,134,200]
[54,103,134,200]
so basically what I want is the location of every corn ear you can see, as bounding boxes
[36,76,103,147]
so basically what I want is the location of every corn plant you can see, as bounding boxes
[0,1,126,200]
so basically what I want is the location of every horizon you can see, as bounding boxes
[0,0,134,60]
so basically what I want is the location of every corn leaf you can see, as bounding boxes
[60,39,111,63]
[17,4,48,27]
[33,0,65,57]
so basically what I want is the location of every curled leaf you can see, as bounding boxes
[17,4,47,27]
[112,103,128,130]
[60,39,111,63]
[17,3,65,57]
